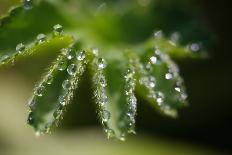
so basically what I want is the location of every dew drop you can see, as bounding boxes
[119,134,126,141]
[27,112,34,125]
[148,76,156,88]
[67,64,77,76]
[46,75,53,85]
[36,33,47,44]
[154,30,163,39]
[66,48,75,60]
[175,87,181,93]
[24,0,33,10]
[35,131,41,137]
[28,98,36,111]
[62,79,71,90]
[35,86,45,97]
[59,95,66,106]
[16,43,25,53]
[99,77,107,87]
[53,107,63,119]
[106,129,115,139]
[77,50,86,61]
[102,110,110,122]
[170,32,180,45]
[92,48,99,56]
[0,55,9,62]
[189,42,201,52]
[98,58,106,69]
[150,56,158,64]
[53,24,63,36]
[165,72,174,80]
[57,60,67,71]
[156,92,164,105]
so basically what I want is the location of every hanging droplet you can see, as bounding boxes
[24,0,33,10]
[66,48,75,60]
[98,58,106,69]
[36,33,47,44]
[35,86,45,97]
[77,50,86,61]
[53,24,63,36]
[67,64,77,76]
[57,60,67,71]
[102,110,110,122]
[16,43,25,53]
[62,80,71,90]
[46,75,53,85]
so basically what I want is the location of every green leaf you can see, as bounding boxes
[28,46,88,134]
[89,50,137,140]
[0,0,71,62]
[132,44,188,117]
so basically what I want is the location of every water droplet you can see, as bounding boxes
[46,75,53,85]
[170,32,180,46]
[92,48,99,56]
[35,86,45,96]
[189,42,201,52]
[175,87,181,93]
[98,58,106,69]
[66,48,75,60]
[0,55,9,62]
[36,33,47,44]
[119,134,126,141]
[165,72,174,80]
[77,50,86,61]
[102,110,110,122]
[53,24,63,36]
[148,76,156,88]
[62,80,71,90]
[99,95,108,106]
[59,95,66,106]
[28,97,36,111]
[150,56,158,64]
[67,64,77,76]
[35,131,41,137]
[154,30,163,39]
[27,112,34,125]
[24,0,33,10]
[57,60,67,71]
[53,107,63,119]
[99,77,107,87]
[156,92,164,105]
[106,129,115,139]
[16,43,25,53]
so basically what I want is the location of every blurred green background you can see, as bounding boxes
[0,0,231,154]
